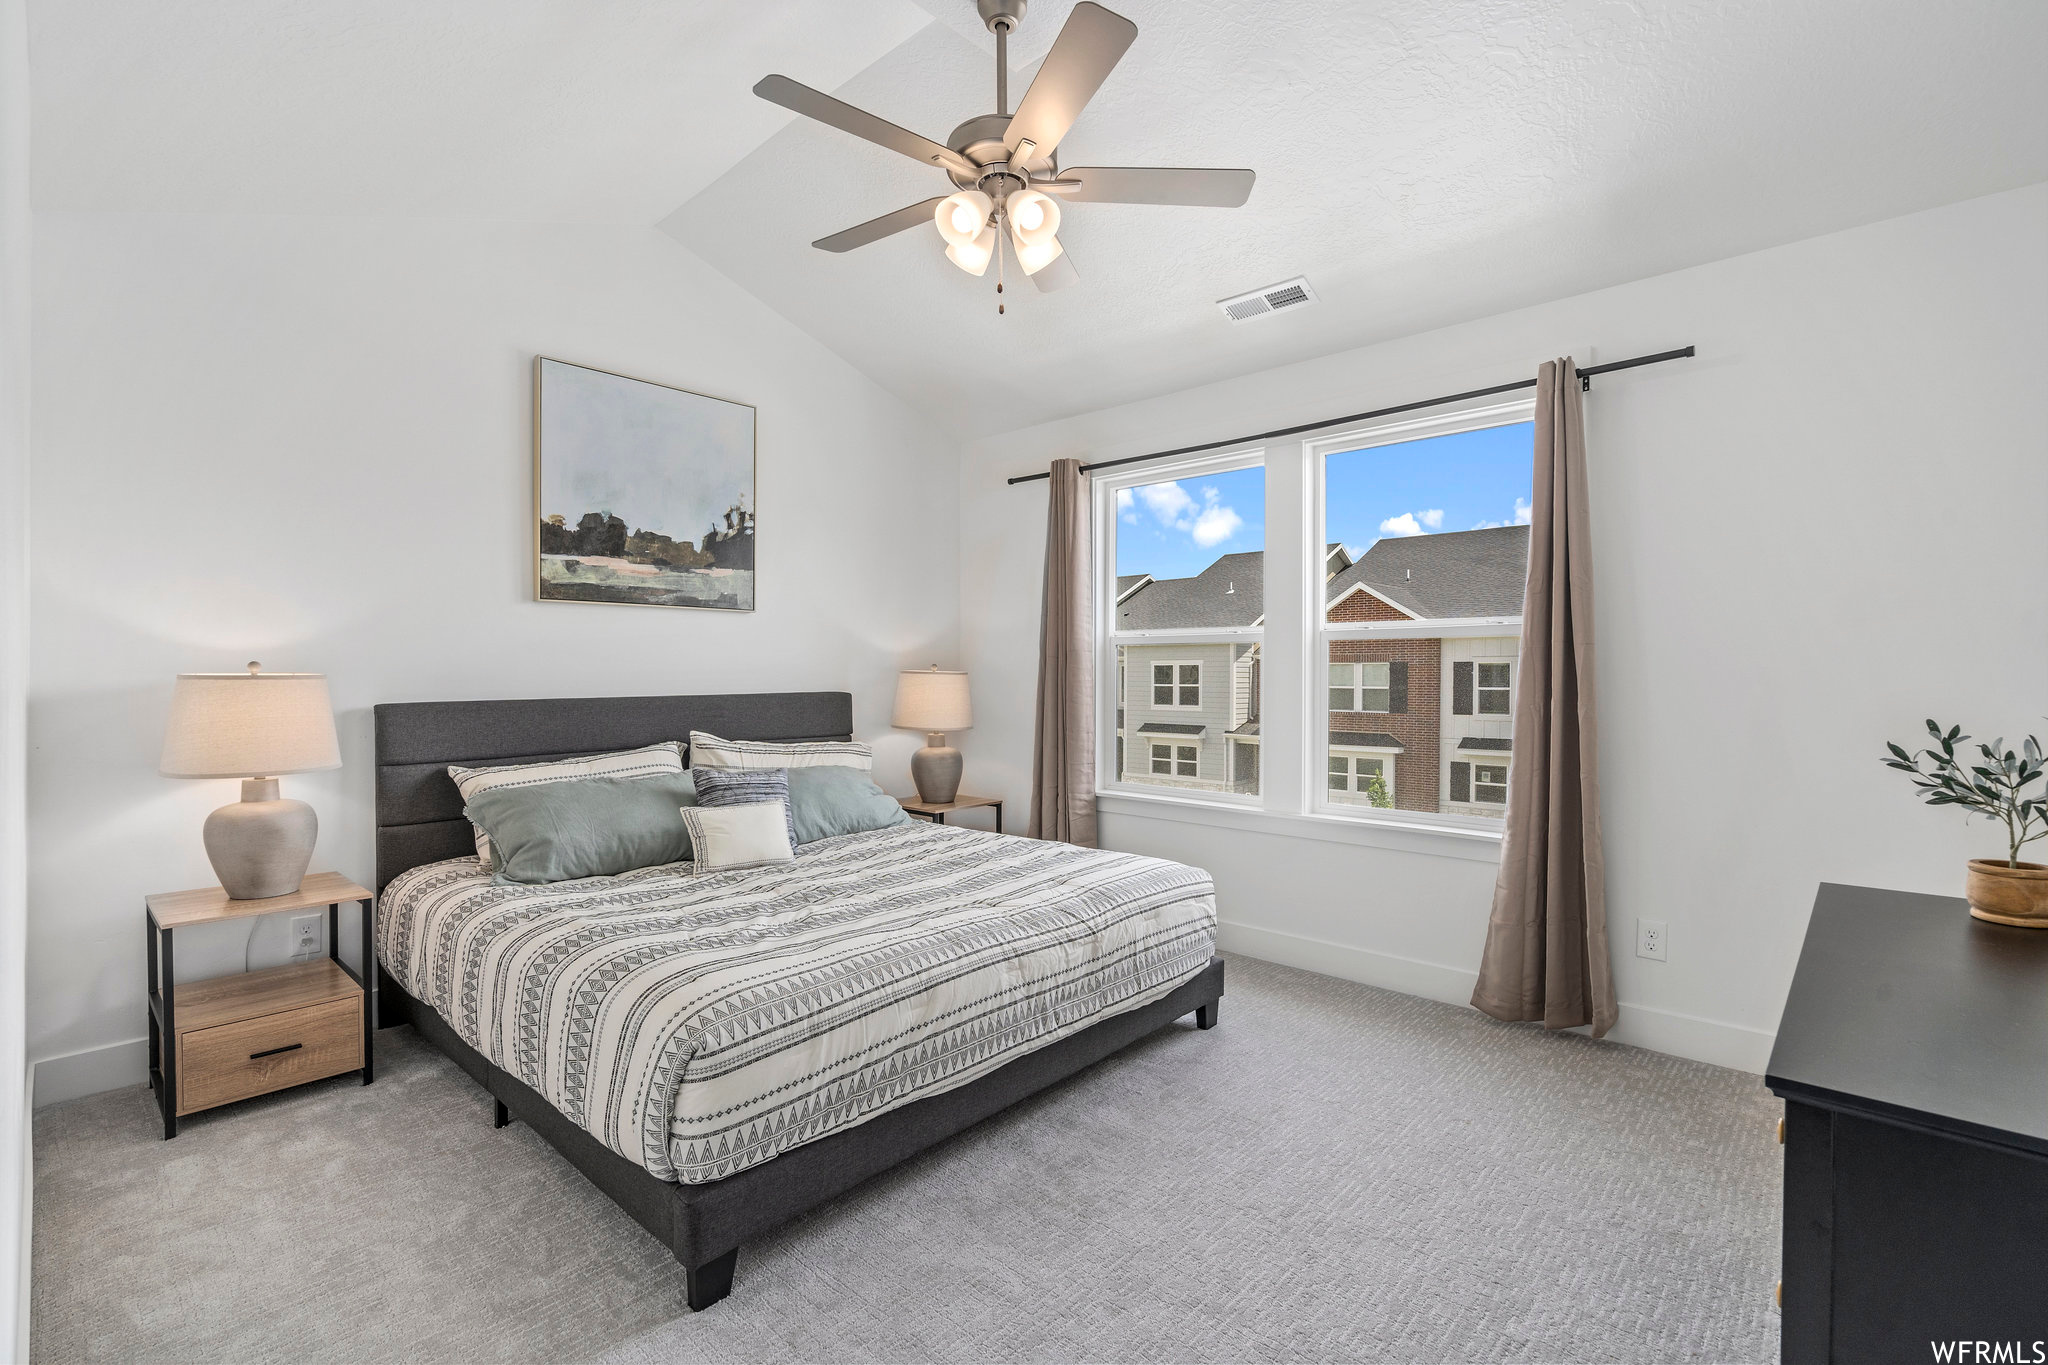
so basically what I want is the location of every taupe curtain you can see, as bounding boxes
[1029,457,1097,846]
[1471,358,1617,1037]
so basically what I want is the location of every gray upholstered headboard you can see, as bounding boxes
[372,691,855,895]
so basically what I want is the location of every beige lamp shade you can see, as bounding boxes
[892,668,972,732]
[159,665,342,779]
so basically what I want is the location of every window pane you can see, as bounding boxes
[1321,419,1529,820]
[1115,644,1259,797]
[1114,465,1266,627]
[1324,638,1517,817]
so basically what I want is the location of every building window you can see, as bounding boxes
[1152,661,1201,708]
[1151,742,1198,778]
[1329,661,1392,712]
[1328,753,1393,807]
[1477,662,1511,715]
[1474,762,1509,804]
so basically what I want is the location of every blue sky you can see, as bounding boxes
[1115,422,1535,580]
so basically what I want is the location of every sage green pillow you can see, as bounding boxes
[465,771,698,885]
[787,765,914,845]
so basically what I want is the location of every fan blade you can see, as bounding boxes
[1004,2,1138,159]
[1058,167,1256,207]
[754,74,977,178]
[812,197,949,253]
[1029,242,1079,293]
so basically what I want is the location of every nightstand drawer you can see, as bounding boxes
[177,995,363,1116]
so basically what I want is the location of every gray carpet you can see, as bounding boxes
[31,956,1782,1364]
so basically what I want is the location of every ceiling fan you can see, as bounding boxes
[753,0,1255,308]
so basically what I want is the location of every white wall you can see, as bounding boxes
[959,183,2048,1072]
[0,0,30,1351]
[27,212,961,1101]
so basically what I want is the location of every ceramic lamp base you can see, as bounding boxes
[202,777,317,900]
[911,735,963,805]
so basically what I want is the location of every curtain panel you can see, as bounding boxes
[1029,457,1097,846]
[1470,358,1618,1036]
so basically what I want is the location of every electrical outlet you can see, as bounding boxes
[1637,917,1668,962]
[289,914,321,961]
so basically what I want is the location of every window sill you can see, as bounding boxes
[1094,789,1505,864]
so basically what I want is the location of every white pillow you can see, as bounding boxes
[678,801,795,874]
[688,731,871,772]
[449,741,684,871]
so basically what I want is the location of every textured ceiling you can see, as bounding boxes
[28,0,931,220]
[29,1,2048,434]
[663,0,2048,433]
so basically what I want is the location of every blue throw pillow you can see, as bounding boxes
[690,766,797,850]
[787,765,914,845]
[464,771,698,884]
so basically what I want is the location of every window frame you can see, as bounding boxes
[1308,398,1533,833]
[1090,398,1533,843]
[1095,447,1267,806]
[1147,659,1203,710]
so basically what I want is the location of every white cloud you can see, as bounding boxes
[1116,487,1138,523]
[1378,512,1427,537]
[1472,498,1535,530]
[1190,502,1243,546]
[1134,479,1244,548]
[1418,508,1444,530]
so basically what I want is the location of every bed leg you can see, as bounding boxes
[494,1099,511,1129]
[686,1248,739,1312]
[1195,1001,1218,1030]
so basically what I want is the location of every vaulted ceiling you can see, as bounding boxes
[32,0,2048,434]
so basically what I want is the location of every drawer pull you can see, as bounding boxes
[248,1042,304,1060]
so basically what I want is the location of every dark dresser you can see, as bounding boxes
[1767,883,2048,1363]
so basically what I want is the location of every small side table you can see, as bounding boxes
[898,795,1004,833]
[144,870,375,1139]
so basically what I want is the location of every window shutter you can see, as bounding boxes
[1452,661,1474,715]
[1388,660,1408,713]
[1450,761,1471,803]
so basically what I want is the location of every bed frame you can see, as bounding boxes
[373,690,1224,1311]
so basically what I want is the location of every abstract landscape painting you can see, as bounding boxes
[534,357,756,611]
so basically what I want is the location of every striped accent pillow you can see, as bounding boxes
[449,741,684,871]
[688,731,871,772]
[677,801,794,876]
[690,766,797,852]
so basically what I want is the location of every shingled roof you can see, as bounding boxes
[1325,526,1530,619]
[1117,525,1527,628]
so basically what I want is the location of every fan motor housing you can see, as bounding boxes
[946,114,1057,190]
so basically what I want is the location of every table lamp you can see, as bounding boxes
[893,666,973,804]
[159,662,341,900]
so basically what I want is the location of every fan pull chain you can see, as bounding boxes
[995,219,1006,314]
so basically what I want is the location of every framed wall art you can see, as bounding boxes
[533,356,756,611]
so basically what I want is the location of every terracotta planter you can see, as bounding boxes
[1965,859,2048,927]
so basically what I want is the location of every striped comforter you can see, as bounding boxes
[378,823,1217,1183]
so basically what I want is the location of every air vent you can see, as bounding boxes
[1217,276,1318,324]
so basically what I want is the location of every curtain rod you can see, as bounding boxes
[1005,346,1696,486]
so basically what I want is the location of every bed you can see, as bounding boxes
[373,691,1224,1310]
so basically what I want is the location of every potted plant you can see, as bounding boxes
[1884,720,2048,927]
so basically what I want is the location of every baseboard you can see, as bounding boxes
[16,1070,29,1365]
[31,1038,146,1109]
[1216,919,1776,1073]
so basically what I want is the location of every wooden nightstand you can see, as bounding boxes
[898,795,1003,833]
[144,871,375,1139]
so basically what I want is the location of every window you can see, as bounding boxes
[1152,661,1201,708]
[1329,661,1391,712]
[1328,753,1393,807]
[1103,461,1264,799]
[1095,403,1532,831]
[1316,403,1531,825]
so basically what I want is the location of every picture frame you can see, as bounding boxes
[532,356,757,612]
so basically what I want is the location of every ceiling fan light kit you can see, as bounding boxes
[753,0,1255,310]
